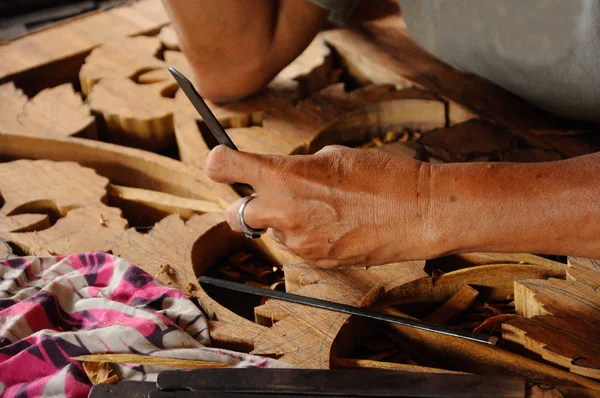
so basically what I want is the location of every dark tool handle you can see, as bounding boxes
[198,276,497,345]
[157,368,525,397]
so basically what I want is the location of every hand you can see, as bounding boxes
[205,145,438,268]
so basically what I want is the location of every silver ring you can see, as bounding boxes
[238,196,266,239]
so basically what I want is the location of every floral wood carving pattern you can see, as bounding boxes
[503,256,600,380]
[0,83,95,139]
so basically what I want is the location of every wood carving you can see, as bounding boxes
[83,34,334,152]
[0,160,127,255]
[0,158,275,350]
[419,120,514,162]
[176,83,446,170]
[159,25,180,51]
[0,0,169,93]
[325,18,587,134]
[381,307,600,392]
[0,132,239,207]
[383,262,566,304]
[0,82,95,139]
[252,261,427,368]
[107,184,223,226]
[79,36,165,95]
[503,257,600,380]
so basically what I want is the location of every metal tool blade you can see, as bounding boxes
[157,368,524,397]
[198,276,497,345]
[168,66,238,150]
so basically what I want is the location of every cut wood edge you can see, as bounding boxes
[0,132,239,208]
[383,263,567,304]
[108,184,223,223]
[423,284,479,325]
[380,307,600,391]
[308,98,446,152]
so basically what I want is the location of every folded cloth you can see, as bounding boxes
[0,253,287,398]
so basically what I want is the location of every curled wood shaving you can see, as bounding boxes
[81,361,119,385]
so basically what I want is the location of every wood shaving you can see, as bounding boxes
[81,361,118,385]
[185,282,195,293]
[99,214,107,227]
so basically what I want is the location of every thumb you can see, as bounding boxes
[205,145,276,187]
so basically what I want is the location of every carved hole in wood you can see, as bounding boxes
[7,199,64,232]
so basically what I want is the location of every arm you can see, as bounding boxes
[162,0,328,101]
[205,145,600,267]
[430,153,600,257]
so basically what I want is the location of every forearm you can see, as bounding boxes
[428,154,600,258]
[162,0,327,101]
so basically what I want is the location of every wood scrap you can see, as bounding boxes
[73,353,230,369]
[423,284,479,325]
[81,361,119,385]
[502,257,600,380]
[0,82,95,139]
[332,357,469,375]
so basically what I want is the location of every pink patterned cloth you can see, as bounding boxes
[0,253,286,398]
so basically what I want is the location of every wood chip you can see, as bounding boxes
[473,314,521,333]
[81,361,119,385]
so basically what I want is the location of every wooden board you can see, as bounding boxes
[503,257,600,380]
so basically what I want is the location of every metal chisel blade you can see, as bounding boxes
[198,276,498,345]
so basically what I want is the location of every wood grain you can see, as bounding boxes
[0,132,239,207]
[0,82,95,139]
[252,261,427,368]
[423,284,479,325]
[330,17,592,134]
[0,0,169,93]
[381,307,600,391]
[503,257,600,380]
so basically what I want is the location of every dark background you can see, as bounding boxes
[1,0,128,40]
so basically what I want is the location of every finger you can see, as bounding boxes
[205,145,280,187]
[226,196,272,232]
